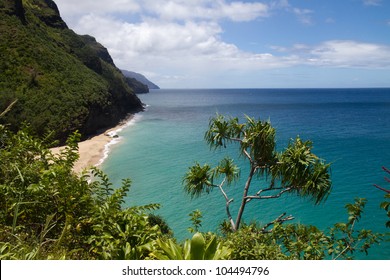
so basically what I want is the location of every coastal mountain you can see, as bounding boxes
[122,70,160,90]
[0,0,144,143]
[124,75,150,94]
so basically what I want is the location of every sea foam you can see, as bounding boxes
[95,114,144,168]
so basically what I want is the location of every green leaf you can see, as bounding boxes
[190,232,206,260]
[204,235,218,260]
[183,163,213,198]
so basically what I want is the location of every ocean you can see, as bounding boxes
[101,88,390,259]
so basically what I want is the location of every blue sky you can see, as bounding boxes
[55,0,390,88]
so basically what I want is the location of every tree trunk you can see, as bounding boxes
[234,165,256,231]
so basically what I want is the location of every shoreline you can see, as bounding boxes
[50,115,135,173]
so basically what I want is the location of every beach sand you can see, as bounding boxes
[51,117,132,173]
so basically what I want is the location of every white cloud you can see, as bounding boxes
[146,0,269,22]
[363,0,382,6]
[270,0,313,24]
[56,0,269,23]
[54,0,276,87]
[74,14,290,71]
[269,41,390,69]
[54,0,390,87]
[308,41,390,68]
[218,1,269,22]
[292,8,313,25]
[76,15,231,60]
[55,0,140,16]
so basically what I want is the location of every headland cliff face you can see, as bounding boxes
[0,0,144,143]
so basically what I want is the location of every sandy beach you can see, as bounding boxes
[51,117,132,173]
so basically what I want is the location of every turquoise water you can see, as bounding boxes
[102,88,390,259]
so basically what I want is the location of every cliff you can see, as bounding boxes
[122,70,160,90]
[125,77,150,94]
[0,0,144,143]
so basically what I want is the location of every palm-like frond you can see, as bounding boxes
[214,157,240,185]
[242,116,277,167]
[183,163,213,198]
[205,114,242,149]
[274,137,332,204]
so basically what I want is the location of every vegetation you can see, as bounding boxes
[184,114,331,232]
[223,198,379,260]
[124,77,149,94]
[151,232,231,260]
[0,113,384,260]
[374,167,390,228]
[0,0,143,144]
[0,124,161,259]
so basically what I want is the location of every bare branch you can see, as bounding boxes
[260,213,295,233]
[216,177,236,230]
[373,166,390,194]
[242,148,252,162]
[225,135,254,163]
[381,166,390,185]
[255,186,286,195]
[374,184,390,194]
[0,99,18,118]
[246,187,294,202]
[228,137,243,143]
[215,178,228,200]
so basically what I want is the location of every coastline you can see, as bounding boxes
[51,115,134,174]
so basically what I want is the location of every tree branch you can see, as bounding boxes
[373,166,390,193]
[242,148,253,162]
[373,184,390,194]
[0,99,18,118]
[228,137,243,143]
[260,213,295,233]
[245,187,294,202]
[216,177,236,230]
[225,135,254,163]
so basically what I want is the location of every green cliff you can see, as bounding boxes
[0,0,144,143]
[122,70,160,91]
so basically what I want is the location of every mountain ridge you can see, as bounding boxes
[122,70,160,90]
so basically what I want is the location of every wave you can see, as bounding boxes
[95,114,143,168]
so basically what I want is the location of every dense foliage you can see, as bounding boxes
[222,198,379,260]
[0,125,162,259]
[0,0,143,144]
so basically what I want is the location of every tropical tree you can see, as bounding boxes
[184,114,332,232]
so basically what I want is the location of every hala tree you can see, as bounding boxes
[184,114,332,232]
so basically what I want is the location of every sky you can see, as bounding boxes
[54,0,390,88]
